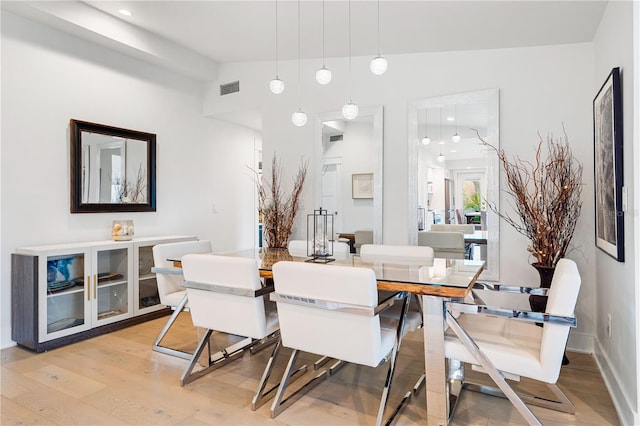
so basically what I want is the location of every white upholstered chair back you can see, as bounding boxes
[181,254,277,340]
[418,231,465,259]
[360,244,434,260]
[272,261,395,368]
[430,224,476,235]
[287,240,311,256]
[539,258,582,382]
[288,240,350,257]
[152,240,212,306]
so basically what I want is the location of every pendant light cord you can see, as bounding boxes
[425,108,428,137]
[376,0,381,56]
[454,104,457,133]
[275,0,279,77]
[297,0,301,105]
[322,0,325,67]
[348,0,352,100]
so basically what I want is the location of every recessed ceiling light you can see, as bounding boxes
[446,116,454,121]
[451,149,457,153]
[118,9,133,16]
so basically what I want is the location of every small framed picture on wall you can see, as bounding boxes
[352,173,373,199]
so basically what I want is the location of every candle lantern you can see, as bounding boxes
[418,207,426,231]
[306,207,334,263]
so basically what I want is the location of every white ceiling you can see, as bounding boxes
[85,0,607,63]
[8,1,608,66]
[2,1,608,131]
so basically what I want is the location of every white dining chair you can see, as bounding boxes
[430,224,476,234]
[288,239,350,257]
[430,224,476,258]
[418,231,465,259]
[269,261,411,425]
[151,239,212,359]
[360,243,433,405]
[443,258,581,425]
[354,229,374,253]
[180,253,282,408]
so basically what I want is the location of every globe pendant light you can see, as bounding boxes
[291,0,307,127]
[292,110,308,127]
[315,0,332,85]
[369,0,388,75]
[451,104,461,142]
[421,108,431,145]
[342,0,358,120]
[269,0,284,94]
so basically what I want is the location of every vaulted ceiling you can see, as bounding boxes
[3,1,608,81]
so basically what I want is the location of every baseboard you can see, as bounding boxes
[1,341,18,350]
[567,330,593,353]
[594,338,637,425]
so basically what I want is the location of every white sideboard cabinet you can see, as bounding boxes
[12,235,196,352]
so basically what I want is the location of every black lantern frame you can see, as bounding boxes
[306,207,334,263]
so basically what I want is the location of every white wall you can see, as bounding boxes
[0,12,258,348]
[209,41,596,352]
[592,1,638,424]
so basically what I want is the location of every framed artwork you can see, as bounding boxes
[593,67,624,261]
[352,173,373,199]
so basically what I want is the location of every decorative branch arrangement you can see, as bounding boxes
[113,164,147,203]
[255,154,308,249]
[479,131,583,268]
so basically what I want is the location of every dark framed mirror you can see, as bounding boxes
[70,119,156,213]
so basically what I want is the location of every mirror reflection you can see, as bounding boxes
[70,119,156,213]
[315,106,383,252]
[408,90,500,280]
[81,133,148,204]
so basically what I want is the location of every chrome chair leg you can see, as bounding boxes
[152,293,191,360]
[463,381,576,415]
[251,337,309,411]
[270,349,328,419]
[180,331,254,386]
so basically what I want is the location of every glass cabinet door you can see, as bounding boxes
[41,250,91,341]
[135,244,162,314]
[92,245,133,325]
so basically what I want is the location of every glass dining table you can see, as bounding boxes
[163,248,485,425]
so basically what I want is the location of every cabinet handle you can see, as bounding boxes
[87,275,91,301]
[93,275,97,299]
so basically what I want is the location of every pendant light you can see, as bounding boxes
[437,107,445,162]
[269,0,284,94]
[342,0,359,120]
[315,0,332,85]
[421,108,431,145]
[291,0,307,127]
[451,104,461,142]
[369,0,388,75]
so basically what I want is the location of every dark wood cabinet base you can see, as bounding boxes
[16,308,171,353]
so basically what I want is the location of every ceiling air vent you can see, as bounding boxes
[329,134,343,142]
[220,81,240,96]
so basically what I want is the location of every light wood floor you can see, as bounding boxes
[1,312,620,425]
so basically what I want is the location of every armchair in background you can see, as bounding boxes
[354,229,374,253]
[418,231,465,259]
